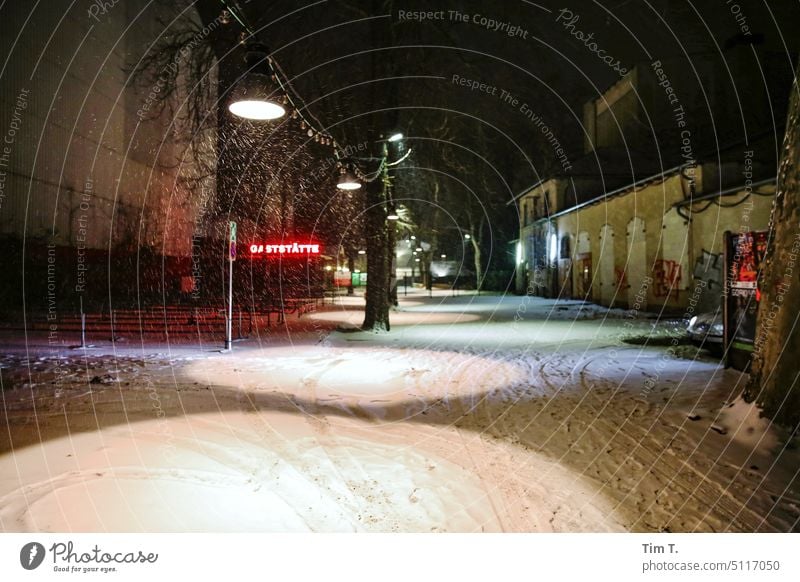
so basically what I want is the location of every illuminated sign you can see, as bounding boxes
[249,242,321,256]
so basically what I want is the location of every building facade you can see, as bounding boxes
[512,54,782,314]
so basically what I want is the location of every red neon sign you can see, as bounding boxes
[249,242,322,256]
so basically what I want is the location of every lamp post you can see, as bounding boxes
[225,221,236,351]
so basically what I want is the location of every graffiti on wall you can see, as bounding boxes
[653,259,682,298]
[693,250,722,289]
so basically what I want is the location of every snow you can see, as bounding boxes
[1,291,798,532]
[0,411,621,532]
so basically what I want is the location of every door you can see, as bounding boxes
[626,217,647,310]
[599,224,616,306]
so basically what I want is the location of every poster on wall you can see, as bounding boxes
[724,230,768,370]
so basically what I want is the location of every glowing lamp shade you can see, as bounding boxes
[337,168,361,190]
[229,99,285,120]
[228,73,286,120]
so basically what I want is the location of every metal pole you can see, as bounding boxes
[79,296,86,349]
[225,255,233,350]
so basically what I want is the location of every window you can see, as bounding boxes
[560,235,570,259]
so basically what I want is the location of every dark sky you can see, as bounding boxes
[200,0,800,192]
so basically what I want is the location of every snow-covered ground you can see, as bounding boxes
[1,291,798,532]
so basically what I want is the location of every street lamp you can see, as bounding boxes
[336,165,361,190]
[387,132,403,142]
[228,45,286,120]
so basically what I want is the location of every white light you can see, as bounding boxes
[516,242,523,265]
[464,234,471,240]
[337,182,361,190]
[325,266,332,271]
[337,183,361,191]
[228,100,285,120]
[354,269,361,273]
[416,247,422,252]
[388,133,403,142]
[441,254,446,259]
[387,211,399,220]
[337,167,361,190]
[549,234,557,262]
[415,258,420,262]
[337,179,361,191]
[410,235,416,240]
[358,250,366,255]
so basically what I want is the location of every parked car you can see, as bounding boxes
[687,311,724,355]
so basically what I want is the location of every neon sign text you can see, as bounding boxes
[249,242,321,255]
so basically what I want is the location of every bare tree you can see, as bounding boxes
[745,59,800,429]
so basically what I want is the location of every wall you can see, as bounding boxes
[555,168,775,313]
[0,1,215,311]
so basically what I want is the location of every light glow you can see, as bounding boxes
[228,100,285,120]
[388,133,403,142]
[337,167,361,190]
[336,180,361,191]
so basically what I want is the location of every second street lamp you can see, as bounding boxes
[336,164,361,190]
[228,45,286,120]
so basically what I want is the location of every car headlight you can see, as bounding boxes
[710,322,724,335]
[688,316,698,328]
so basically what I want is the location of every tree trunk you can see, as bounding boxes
[362,176,391,331]
[472,237,483,292]
[744,60,800,429]
[361,0,393,331]
[388,214,397,306]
